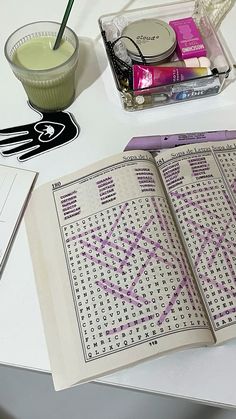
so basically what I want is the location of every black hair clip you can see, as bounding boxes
[102,30,146,90]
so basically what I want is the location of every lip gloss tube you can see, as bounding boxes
[133,65,211,91]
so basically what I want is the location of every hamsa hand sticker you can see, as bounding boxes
[0,103,80,161]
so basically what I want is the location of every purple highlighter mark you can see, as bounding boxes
[151,196,167,233]
[68,197,200,338]
[96,278,150,305]
[121,238,166,292]
[122,198,196,312]
[92,234,130,255]
[223,189,236,220]
[100,278,150,304]
[151,196,179,252]
[171,190,222,220]
[207,230,231,269]
[186,218,236,279]
[152,197,197,311]
[170,183,236,324]
[105,276,194,336]
[199,273,236,298]
[193,227,212,268]
[119,215,155,270]
[79,203,153,306]
[213,307,236,320]
[231,180,236,194]
[177,253,196,309]
[96,279,143,307]
[206,191,236,269]
[121,233,196,311]
[121,236,175,268]
[82,251,125,274]
[106,314,155,336]
[66,225,101,243]
[172,189,236,263]
[157,277,187,326]
[123,225,197,307]
[100,203,128,249]
[79,237,131,267]
[125,228,178,264]
[187,219,236,259]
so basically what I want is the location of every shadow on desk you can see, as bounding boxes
[74,37,107,99]
[0,406,16,419]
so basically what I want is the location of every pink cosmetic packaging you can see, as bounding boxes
[169,17,207,59]
[133,64,210,92]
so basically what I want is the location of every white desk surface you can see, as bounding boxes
[1,0,236,408]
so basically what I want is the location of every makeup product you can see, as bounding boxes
[121,19,177,64]
[133,64,210,91]
[158,56,211,68]
[169,17,207,59]
[124,130,236,151]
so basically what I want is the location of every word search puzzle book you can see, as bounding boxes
[26,141,236,390]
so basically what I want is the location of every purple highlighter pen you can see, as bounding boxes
[124,130,236,151]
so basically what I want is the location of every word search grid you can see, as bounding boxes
[52,159,210,362]
[161,149,236,332]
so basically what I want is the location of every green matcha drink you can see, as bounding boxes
[13,36,74,70]
[5,22,79,111]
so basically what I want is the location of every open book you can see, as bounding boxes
[0,164,37,275]
[25,140,236,391]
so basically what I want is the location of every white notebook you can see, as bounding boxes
[0,164,37,274]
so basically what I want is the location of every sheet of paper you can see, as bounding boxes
[0,164,36,273]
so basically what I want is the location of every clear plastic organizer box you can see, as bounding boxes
[98,0,231,111]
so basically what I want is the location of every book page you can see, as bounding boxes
[25,150,213,390]
[0,164,37,274]
[155,140,236,344]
